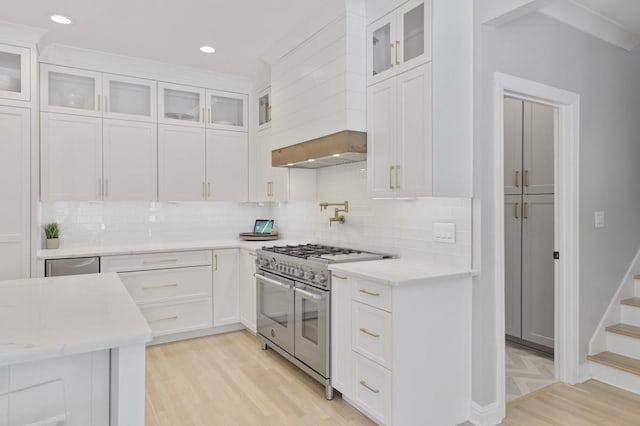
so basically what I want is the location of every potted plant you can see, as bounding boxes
[43,222,61,249]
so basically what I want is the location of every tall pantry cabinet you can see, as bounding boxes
[0,41,35,280]
[504,97,555,352]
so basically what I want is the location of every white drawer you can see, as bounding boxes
[349,276,392,312]
[353,352,392,425]
[101,250,212,273]
[140,298,212,336]
[352,301,392,369]
[119,266,212,304]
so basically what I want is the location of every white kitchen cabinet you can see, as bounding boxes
[41,64,102,117]
[0,106,30,280]
[239,249,257,333]
[367,63,432,198]
[213,249,240,327]
[206,89,248,132]
[158,82,205,127]
[206,130,248,201]
[504,97,523,195]
[367,0,432,86]
[521,194,555,349]
[41,112,102,201]
[103,73,157,122]
[103,119,158,201]
[330,269,472,426]
[257,87,271,131]
[0,43,30,102]
[504,194,522,339]
[158,124,206,201]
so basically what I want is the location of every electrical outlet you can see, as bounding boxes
[594,211,605,228]
[434,222,456,244]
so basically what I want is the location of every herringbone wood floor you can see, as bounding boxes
[506,342,556,401]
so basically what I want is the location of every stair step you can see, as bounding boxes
[588,351,640,376]
[621,298,640,308]
[606,323,640,339]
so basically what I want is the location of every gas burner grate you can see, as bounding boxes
[261,244,363,259]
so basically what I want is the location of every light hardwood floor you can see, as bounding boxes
[145,330,375,426]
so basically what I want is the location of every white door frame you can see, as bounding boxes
[492,72,580,419]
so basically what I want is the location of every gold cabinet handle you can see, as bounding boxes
[395,164,400,189]
[395,40,400,65]
[97,94,101,112]
[143,283,178,290]
[332,274,348,280]
[359,289,380,297]
[524,202,528,219]
[360,328,380,338]
[514,202,519,219]
[148,316,178,324]
[389,165,395,189]
[214,255,218,271]
[524,170,529,187]
[359,380,380,394]
[515,171,520,188]
[208,182,212,198]
[208,108,211,123]
[390,44,395,68]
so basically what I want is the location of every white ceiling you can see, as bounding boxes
[573,0,640,37]
[0,0,343,81]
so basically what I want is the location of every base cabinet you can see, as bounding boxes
[213,249,240,327]
[330,271,472,426]
[239,249,257,332]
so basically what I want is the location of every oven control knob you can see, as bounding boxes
[305,271,315,280]
[317,274,327,283]
[260,259,269,267]
[295,269,305,278]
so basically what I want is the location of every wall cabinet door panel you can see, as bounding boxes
[103,74,156,122]
[504,98,523,195]
[103,119,157,201]
[158,124,206,201]
[524,102,555,195]
[206,130,248,201]
[0,44,30,101]
[367,78,396,198]
[158,82,205,127]
[41,112,102,201]
[41,64,102,117]
[396,0,432,75]
[367,13,396,86]
[0,106,30,280]
[206,90,247,132]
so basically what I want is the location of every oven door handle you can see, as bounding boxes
[294,287,323,300]
[254,273,292,290]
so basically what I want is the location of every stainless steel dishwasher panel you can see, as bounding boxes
[45,257,100,277]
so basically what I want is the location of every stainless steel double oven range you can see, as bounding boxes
[255,244,385,399]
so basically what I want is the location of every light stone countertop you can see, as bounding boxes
[36,239,307,260]
[329,258,477,286]
[0,272,152,366]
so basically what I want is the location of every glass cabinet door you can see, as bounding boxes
[206,89,248,132]
[158,82,205,127]
[103,74,156,122]
[0,44,30,101]
[41,64,102,117]
[367,15,395,85]
[258,88,271,129]
[397,0,432,73]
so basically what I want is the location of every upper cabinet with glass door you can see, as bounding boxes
[158,82,205,127]
[103,74,157,122]
[0,44,30,102]
[367,0,432,86]
[41,64,102,117]
[257,87,271,131]
[206,89,248,132]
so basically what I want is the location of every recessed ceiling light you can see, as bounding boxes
[50,15,72,25]
[200,46,215,53]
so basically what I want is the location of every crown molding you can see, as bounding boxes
[0,20,46,46]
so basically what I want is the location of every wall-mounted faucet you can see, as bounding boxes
[320,201,349,226]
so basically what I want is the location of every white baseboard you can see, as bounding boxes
[591,362,640,395]
[469,401,502,426]
[148,323,246,346]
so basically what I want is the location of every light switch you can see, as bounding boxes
[594,211,605,228]
[434,222,456,244]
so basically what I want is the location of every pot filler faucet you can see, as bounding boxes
[319,201,349,226]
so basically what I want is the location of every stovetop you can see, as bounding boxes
[260,244,366,260]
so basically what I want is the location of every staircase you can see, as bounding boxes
[589,275,640,393]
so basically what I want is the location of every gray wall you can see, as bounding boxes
[473,12,640,405]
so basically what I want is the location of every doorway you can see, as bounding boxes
[492,73,580,421]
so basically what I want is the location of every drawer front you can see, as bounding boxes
[350,276,392,312]
[140,299,212,336]
[119,266,212,303]
[101,250,212,272]
[352,301,392,369]
[353,352,392,425]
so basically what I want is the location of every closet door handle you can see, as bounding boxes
[524,170,529,187]
[105,95,108,113]
[515,171,520,188]
[523,202,528,219]
[514,203,519,219]
[395,40,400,65]
[389,166,395,189]
[208,108,211,123]
[395,165,400,189]
[97,95,101,112]
[390,44,395,68]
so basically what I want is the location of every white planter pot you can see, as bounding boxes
[46,238,60,249]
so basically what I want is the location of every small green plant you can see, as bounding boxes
[43,222,60,239]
